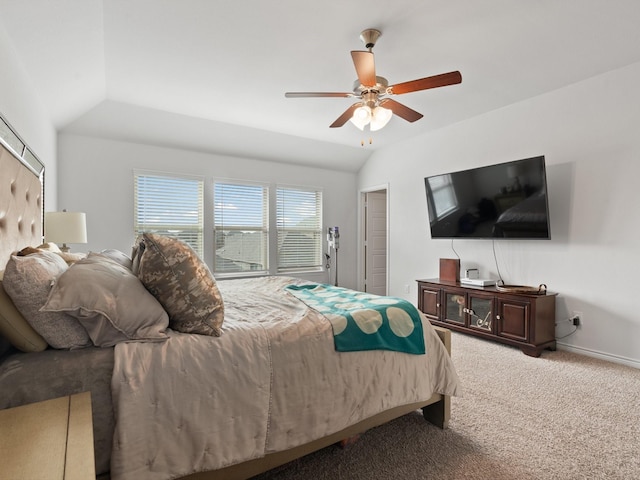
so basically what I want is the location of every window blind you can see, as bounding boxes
[276,187,323,272]
[134,173,204,256]
[213,181,269,274]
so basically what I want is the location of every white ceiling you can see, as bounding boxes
[2,0,640,172]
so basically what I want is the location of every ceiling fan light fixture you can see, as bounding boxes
[350,105,371,130]
[369,106,392,131]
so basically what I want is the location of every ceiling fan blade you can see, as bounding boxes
[351,51,376,86]
[379,98,423,123]
[330,103,361,128]
[389,71,462,95]
[285,92,353,98]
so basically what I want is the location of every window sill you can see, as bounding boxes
[215,269,326,281]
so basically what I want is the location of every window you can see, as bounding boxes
[276,186,323,273]
[134,175,323,277]
[427,174,458,220]
[213,181,269,274]
[134,172,204,256]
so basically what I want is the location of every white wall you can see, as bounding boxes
[358,61,640,367]
[57,133,359,288]
[0,23,57,208]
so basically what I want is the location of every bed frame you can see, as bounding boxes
[0,140,451,480]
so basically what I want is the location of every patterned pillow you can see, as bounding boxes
[41,255,169,347]
[2,251,92,349]
[136,233,224,336]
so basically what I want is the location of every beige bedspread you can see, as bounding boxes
[109,276,461,480]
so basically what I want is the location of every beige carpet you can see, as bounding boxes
[253,332,640,479]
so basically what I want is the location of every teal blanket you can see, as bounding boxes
[285,284,425,355]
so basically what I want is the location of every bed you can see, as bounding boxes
[492,190,550,238]
[0,140,461,480]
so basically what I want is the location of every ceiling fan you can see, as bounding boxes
[285,29,462,132]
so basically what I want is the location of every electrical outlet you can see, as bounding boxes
[404,284,411,294]
[572,311,583,327]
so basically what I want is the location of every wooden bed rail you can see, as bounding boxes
[422,325,451,429]
[432,324,452,355]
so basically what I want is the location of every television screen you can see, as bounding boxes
[424,156,551,239]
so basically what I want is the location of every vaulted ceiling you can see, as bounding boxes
[2,0,640,172]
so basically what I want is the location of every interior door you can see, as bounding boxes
[364,190,387,295]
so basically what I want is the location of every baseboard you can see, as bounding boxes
[556,342,640,369]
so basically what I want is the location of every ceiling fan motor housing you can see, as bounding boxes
[360,29,381,50]
[352,76,389,95]
[362,91,378,108]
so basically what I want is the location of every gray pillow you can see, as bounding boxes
[136,233,224,336]
[92,249,133,270]
[0,278,48,352]
[2,251,92,349]
[41,255,169,347]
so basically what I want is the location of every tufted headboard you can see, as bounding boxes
[0,141,43,269]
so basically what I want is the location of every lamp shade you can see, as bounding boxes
[369,106,393,131]
[349,105,371,131]
[507,165,520,178]
[45,211,87,251]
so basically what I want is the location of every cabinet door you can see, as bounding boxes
[468,294,494,333]
[443,291,467,326]
[419,285,440,321]
[497,298,530,341]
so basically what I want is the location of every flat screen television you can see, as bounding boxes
[424,155,551,239]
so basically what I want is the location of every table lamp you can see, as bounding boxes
[44,210,87,252]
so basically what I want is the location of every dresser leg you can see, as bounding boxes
[521,346,542,357]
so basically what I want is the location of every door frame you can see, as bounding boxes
[358,184,389,295]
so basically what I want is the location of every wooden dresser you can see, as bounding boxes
[417,278,556,357]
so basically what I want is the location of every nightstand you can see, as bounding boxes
[0,392,95,479]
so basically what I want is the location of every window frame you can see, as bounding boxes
[132,173,326,279]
